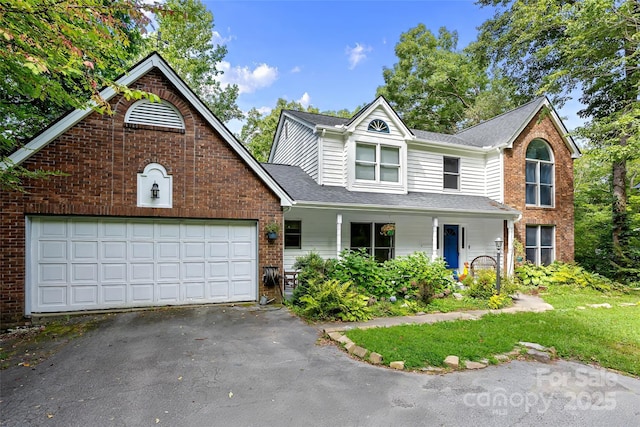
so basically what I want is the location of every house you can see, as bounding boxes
[0,53,292,327]
[264,96,580,275]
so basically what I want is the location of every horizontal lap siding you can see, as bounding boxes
[460,156,486,195]
[322,137,346,186]
[486,152,502,201]
[273,120,318,180]
[408,149,441,191]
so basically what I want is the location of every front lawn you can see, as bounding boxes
[344,286,640,376]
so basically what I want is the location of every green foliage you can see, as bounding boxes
[290,251,332,305]
[467,269,518,299]
[514,264,554,288]
[329,249,391,298]
[384,252,450,299]
[296,280,372,322]
[488,294,511,310]
[515,262,624,292]
[377,24,521,132]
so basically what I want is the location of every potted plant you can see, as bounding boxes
[265,221,280,240]
[380,223,395,236]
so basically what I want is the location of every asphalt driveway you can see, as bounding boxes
[1,305,639,426]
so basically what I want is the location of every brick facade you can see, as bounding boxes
[503,109,575,263]
[1,68,284,328]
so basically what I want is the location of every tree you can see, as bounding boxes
[0,0,161,191]
[476,0,640,279]
[144,0,242,123]
[376,25,521,132]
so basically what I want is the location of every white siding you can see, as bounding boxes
[272,120,319,181]
[283,208,504,272]
[354,107,403,136]
[486,151,502,201]
[322,136,346,186]
[408,145,487,196]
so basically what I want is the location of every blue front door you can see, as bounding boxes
[443,224,459,269]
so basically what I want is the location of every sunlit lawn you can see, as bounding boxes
[345,286,640,376]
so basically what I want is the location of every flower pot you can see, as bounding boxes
[267,231,277,240]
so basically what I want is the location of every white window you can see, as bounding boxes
[355,143,400,183]
[443,157,460,190]
[350,223,395,262]
[526,139,554,206]
[526,225,554,266]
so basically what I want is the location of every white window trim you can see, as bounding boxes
[351,141,404,192]
[525,141,555,208]
[525,225,555,266]
[443,156,460,191]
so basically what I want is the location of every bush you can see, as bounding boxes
[384,253,451,302]
[515,262,623,292]
[328,249,391,298]
[290,252,332,305]
[488,293,511,309]
[296,279,372,322]
[467,269,518,299]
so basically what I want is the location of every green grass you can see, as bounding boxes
[345,287,640,376]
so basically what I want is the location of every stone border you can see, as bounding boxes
[326,330,558,373]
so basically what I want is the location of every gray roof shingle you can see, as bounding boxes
[262,163,519,216]
[283,97,546,149]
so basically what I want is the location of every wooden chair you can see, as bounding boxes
[284,271,299,290]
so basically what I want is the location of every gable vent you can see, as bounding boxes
[125,99,185,129]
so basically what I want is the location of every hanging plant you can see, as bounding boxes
[381,223,395,236]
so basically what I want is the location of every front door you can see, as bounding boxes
[443,224,459,269]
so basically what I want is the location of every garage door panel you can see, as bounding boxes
[39,264,66,283]
[158,263,180,281]
[39,287,67,306]
[71,263,98,282]
[130,284,154,302]
[72,241,98,260]
[158,283,179,302]
[71,286,97,305]
[131,242,154,260]
[103,242,126,260]
[40,241,66,260]
[102,285,126,303]
[102,264,126,282]
[131,263,154,281]
[30,217,258,312]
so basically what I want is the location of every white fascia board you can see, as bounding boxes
[292,200,521,219]
[408,138,487,154]
[344,97,413,139]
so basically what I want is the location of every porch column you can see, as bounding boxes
[431,217,439,261]
[336,213,342,258]
[507,219,515,276]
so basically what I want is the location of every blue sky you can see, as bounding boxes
[204,0,584,134]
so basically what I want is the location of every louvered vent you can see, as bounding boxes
[125,99,185,129]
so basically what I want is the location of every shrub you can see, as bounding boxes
[488,293,511,309]
[328,249,391,298]
[290,252,333,305]
[515,263,554,287]
[467,269,518,299]
[515,262,622,292]
[384,253,451,303]
[296,279,372,322]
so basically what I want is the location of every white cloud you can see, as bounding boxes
[211,30,235,46]
[297,92,311,108]
[345,43,372,70]
[216,61,279,94]
[290,66,302,73]
[256,106,272,115]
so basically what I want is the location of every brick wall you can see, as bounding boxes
[0,68,283,327]
[503,109,575,263]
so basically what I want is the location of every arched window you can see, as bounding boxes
[525,139,554,206]
[125,99,185,130]
[367,119,389,133]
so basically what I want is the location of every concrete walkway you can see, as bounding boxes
[320,293,553,333]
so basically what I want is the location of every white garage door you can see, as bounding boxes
[28,217,258,313]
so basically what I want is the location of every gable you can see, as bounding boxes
[3,53,291,207]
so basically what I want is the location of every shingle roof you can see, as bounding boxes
[283,97,547,149]
[262,163,519,216]
[455,97,546,148]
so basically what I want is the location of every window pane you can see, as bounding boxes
[444,157,459,173]
[285,220,301,233]
[526,184,537,204]
[375,223,394,247]
[540,226,554,246]
[380,146,399,165]
[540,163,553,184]
[525,162,536,183]
[540,185,552,206]
[374,248,392,263]
[444,174,459,190]
[284,234,301,249]
[380,166,398,182]
[356,144,375,162]
[350,223,371,248]
[526,139,551,161]
[356,164,375,180]
[526,248,537,264]
[540,248,553,266]
[526,226,538,246]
